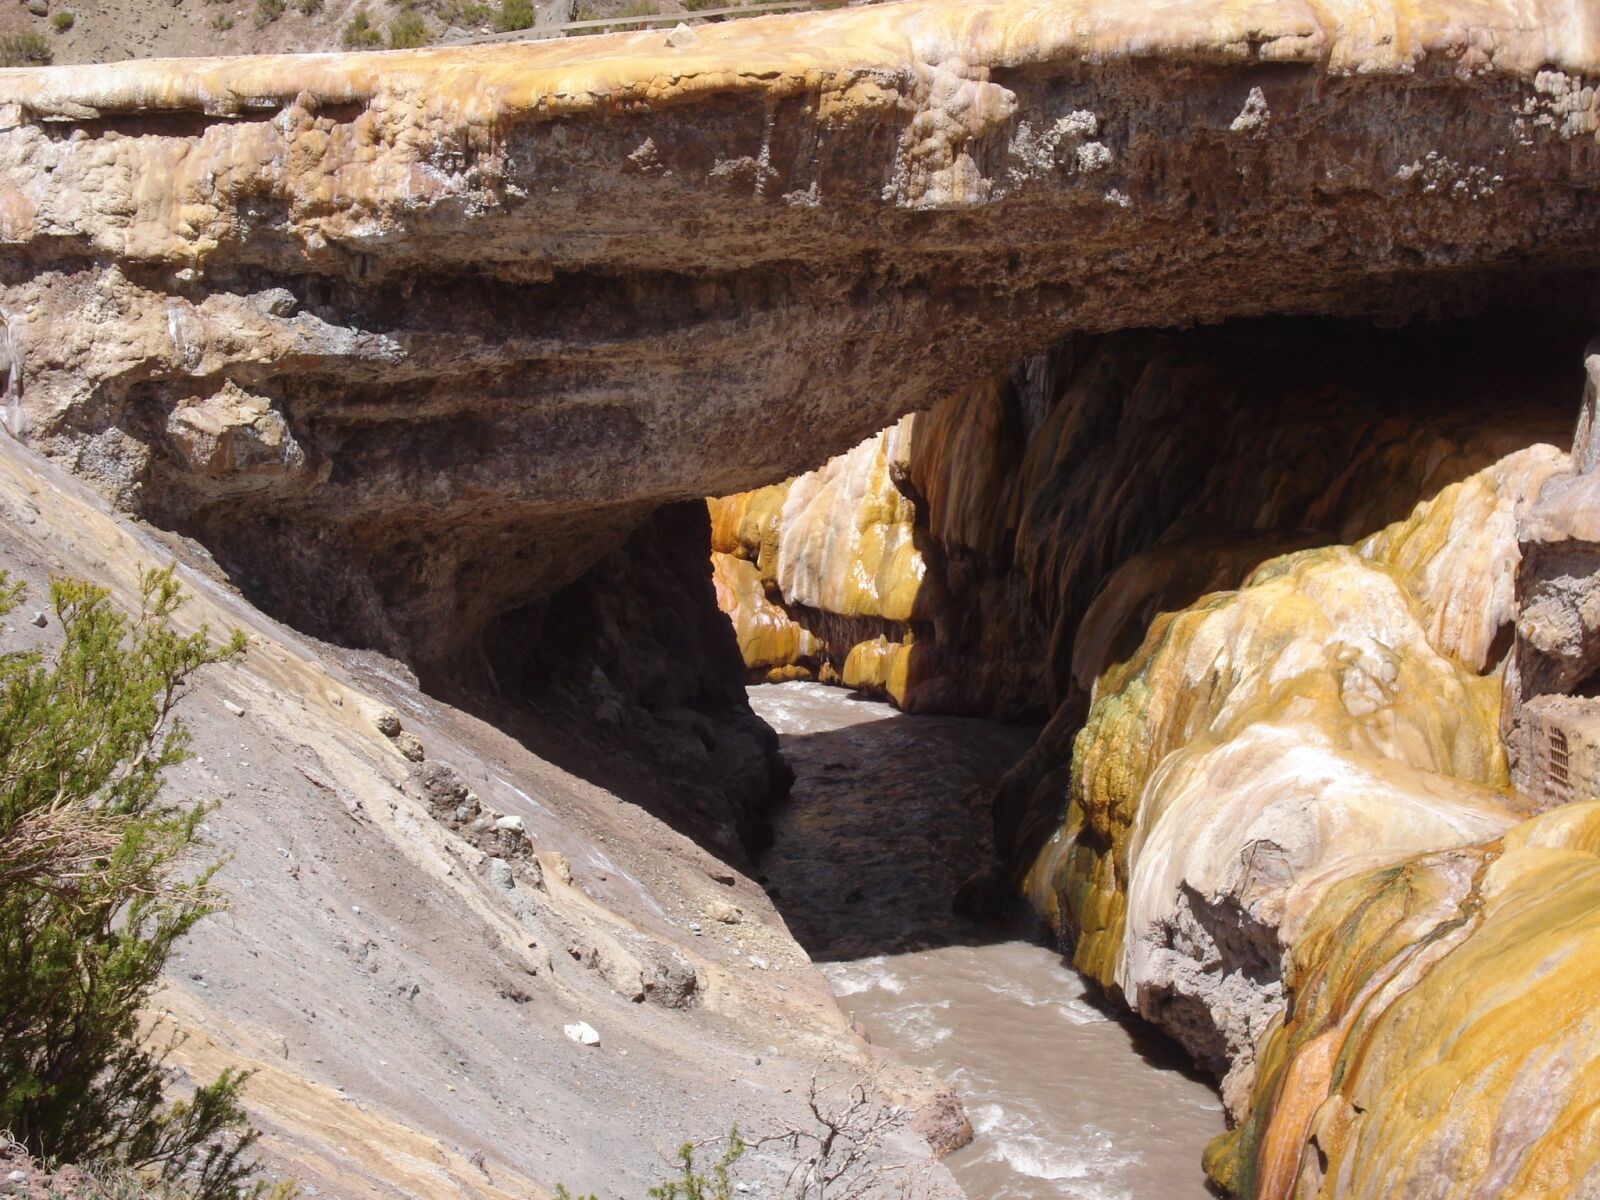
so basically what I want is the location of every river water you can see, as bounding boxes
[748,682,1224,1200]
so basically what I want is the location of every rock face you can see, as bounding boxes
[709,320,1600,1192]
[485,502,793,862]
[1210,801,1600,1199]
[7,2,1600,1196]
[2,0,1600,683]
[1030,360,1600,1197]
[709,313,1580,731]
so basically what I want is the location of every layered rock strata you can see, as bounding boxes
[1208,800,1600,1199]
[2,0,1600,685]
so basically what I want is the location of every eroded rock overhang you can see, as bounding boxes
[2,0,1599,674]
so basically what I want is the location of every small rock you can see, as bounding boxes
[25,0,47,16]
[493,814,525,833]
[689,921,703,935]
[372,708,403,737]
[222,699,245,717]
[664,21,696,48]
[547,851,573,885]
[393,731,425,762]
[707,867,737,886]
[326,690,343,708]
[29,611,46,628]
[563,1020,600,1046]
[704,898,742,925]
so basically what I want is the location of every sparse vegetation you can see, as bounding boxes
[340,5,382,46]
[492,0,531,31]
[680,0,724,9]
[437,0,489,24]
[555,1076,924,1199]
[49,10,73,31]
[0,31,51,65]
[254,0,284,26]
[647,1131,744,1200]
[0,566,278,1200]
[210,10,234,29]
[387,10,428,46]
[615,0,658,15]
[295,0,321,16]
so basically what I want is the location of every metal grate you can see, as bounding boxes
[1551,728,1572,793]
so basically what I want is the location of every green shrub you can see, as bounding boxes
[340,5,382,45]
[555,1129,743,1200]
[0,566,270,1200]
[48,10,73,31]
[648,1131,743,1200]
[210,11,233,29]
[492,0,531,31]
[0,31,51,65]
[296,0,322,14]
[254,0,283,26]
[387,10,428,45]
[444,0,489,23]
[615,0,658,16]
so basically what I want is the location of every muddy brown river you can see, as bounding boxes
[750,682,1224,1200]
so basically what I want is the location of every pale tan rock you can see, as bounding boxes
[704,897,742,925]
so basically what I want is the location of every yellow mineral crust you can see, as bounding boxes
[776,416,922,624]
[709,418,925,694]
[710,549,821,679]
[1028,447,1576,1119]
[1357,443,1571,672]
[1,0,1594,120]
[0,0,1596,264]
[1218,801,1600,1199]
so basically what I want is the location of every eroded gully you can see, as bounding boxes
[748,682,1224,1200]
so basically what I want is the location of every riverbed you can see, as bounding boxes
[749,681,1225,1200]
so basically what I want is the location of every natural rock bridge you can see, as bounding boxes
[2,0,1598,676]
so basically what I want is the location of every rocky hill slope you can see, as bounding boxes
[0,434,961,1198]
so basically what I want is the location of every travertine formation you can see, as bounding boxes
[710,318,1579,728]
[1209,800,1600,1199]
[3,0,1600,683]
[710,324,1600,1194]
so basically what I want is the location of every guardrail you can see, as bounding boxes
[455,0,861,44]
